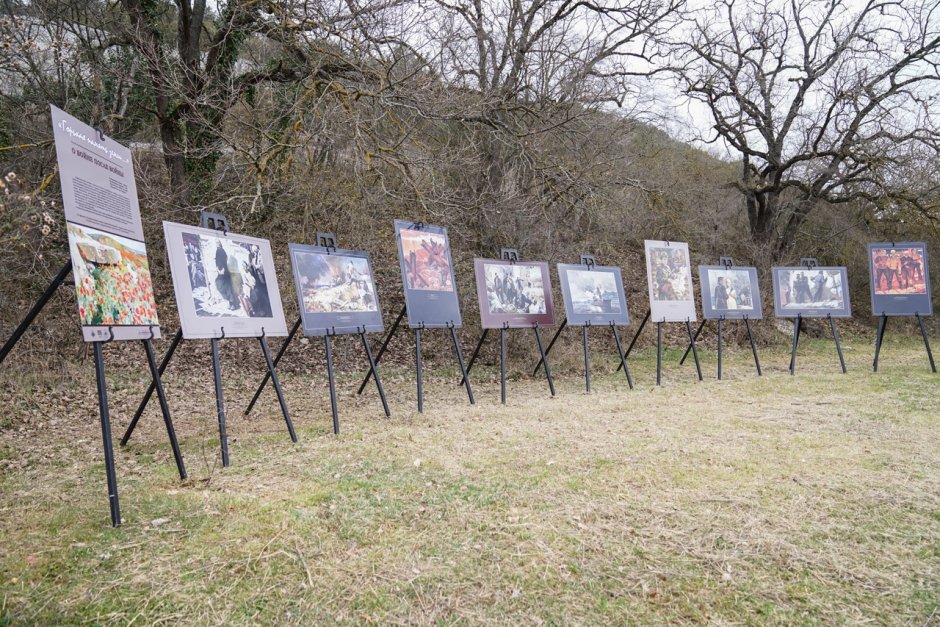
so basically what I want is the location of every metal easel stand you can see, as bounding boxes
[788,313,846,375]
[464,320,556,402]
[873,313,937,373]
[620,310,701,386]
[0,261,73,366]
[680,316,762,380]
[92,327,121,527]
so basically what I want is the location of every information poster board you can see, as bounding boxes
[395,220,463,328]
[868,242,932,316]
[51,105,160,342]
[557,263,630,327]
[772,266,851,318]
[474,259,555,329]
[644,240,697,322]
[288,243,384,336]
[698,266,763,320]
[163,221,288,339]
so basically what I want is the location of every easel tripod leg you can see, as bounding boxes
[358,306,405,395]
[450,326,474,405]
[247,317,300,415]
[93,341,121,528]
[210,338,230,467]
[415,329,424,413]
[460,328,489,386]
[324,335,339,435]
[789,316,801,375]
[744,317,761,376]
[260,335,298,441]
[717,318,723,380]
[500,328,507,404]
[916,313,936,373]
[533,326,555,396]
[122,329,182,446]
[611,324,633,390]
[142,339,186,480]
[873,314,887,372]
[0,261,71,366]
[360,332,391,417]
[618,310,650,371]
[829,315,846,373]
[679,318,706,366]
[533,319,567,376]
[656,321,663,386]
[582,325,591,393]
[687,320,703,381]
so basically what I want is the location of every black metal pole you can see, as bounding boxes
[679,318,707,366]
[93,341,121,527]
[122,329,183,446]
[610,324,633,389]
[789,315,802,376]
[499,327,507,404]
[582,325,591,392]
[533,319,567,376]
[618,310,650,371]
[260,335,298,441]
[325,335,339,434]
[916,313,937,373]
[361,331,391,417]
[686,319,703,381]
[358,306,406,395]
[460,328,489,385]
[142,339,187,480]
[744,317,762,376]
[829,315,847,373]
[450,326,474,405]
[0,261,71,366]
[415,328,424,413]
[717,318,723,381]
[246,317,301,415]
[533,325,555,396]
[873,314,887,372]
[656,321,663,386]
[210,338,229,467]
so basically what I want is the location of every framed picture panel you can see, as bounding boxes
[698,266,763,320]
[163,221,288,339]
[395,220,462,328]
[645,240,697,322]
[288,243,384,336]
[474,259,555,329]
[51,105,161,342]
[771,266,851,318]
[868,242,932,316]
[557,263,630,327]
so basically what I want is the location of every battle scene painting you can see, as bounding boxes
[400,228,454,292]
[293,251,378,313]
[482,263,547,315]
[775,268,846,310]
[565,269,622,314]
[870,246,928,295]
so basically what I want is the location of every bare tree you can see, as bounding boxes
[669,0,940,258]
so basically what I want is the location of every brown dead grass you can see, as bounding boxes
[0,335,938,624]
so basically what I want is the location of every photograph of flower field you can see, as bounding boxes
[67,222,159,327]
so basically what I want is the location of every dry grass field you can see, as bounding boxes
[1,335,938,624]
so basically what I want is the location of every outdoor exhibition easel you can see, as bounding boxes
[872,313,936,373]
[679,257,762,380]
[532,255,634,393]
[243,233,391,434]
[122,212,297,468]
[356,238,474,414]
[460,248,556,403]
[788,258,847,376]
[1,275,188,528]
[615,308,703,386]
